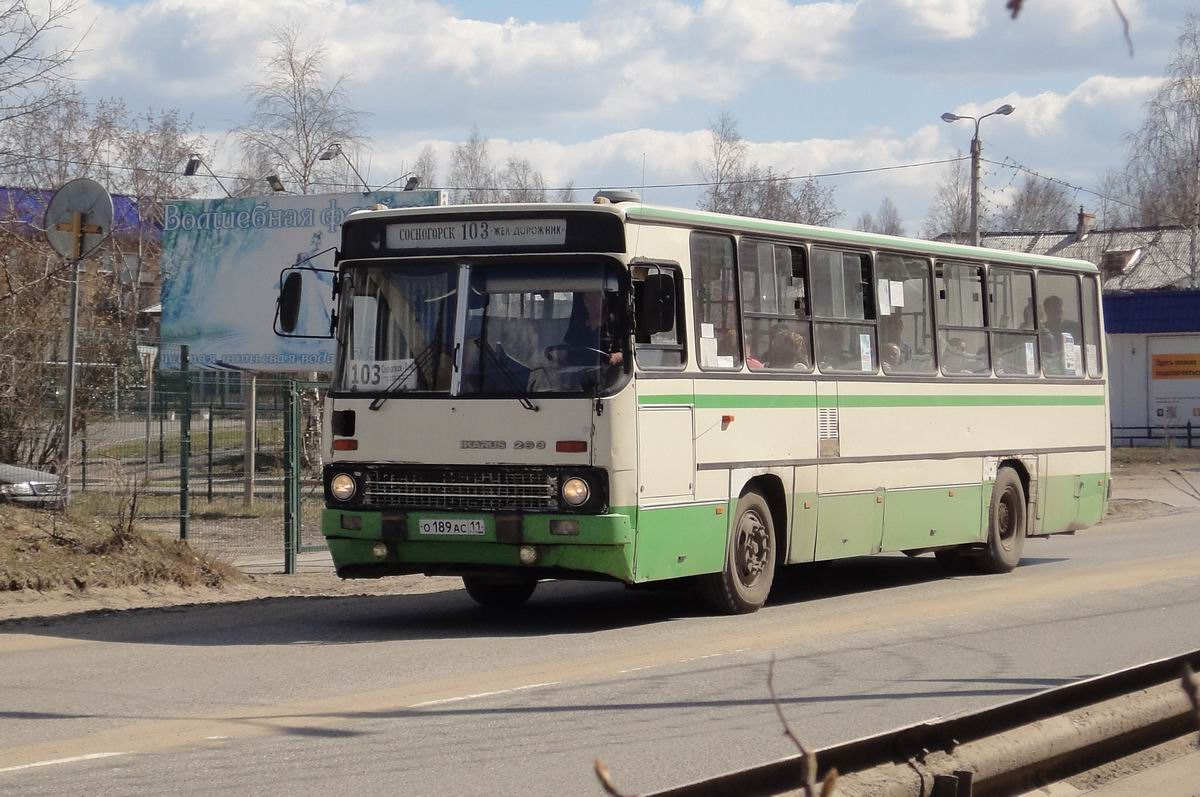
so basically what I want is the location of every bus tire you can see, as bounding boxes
[701,491,776,614]
[974,467,1027,574]
[462,575,538,608]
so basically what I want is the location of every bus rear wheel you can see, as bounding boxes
[462,575,538,608]
[701,491,776,614]
[974,467,1027,574]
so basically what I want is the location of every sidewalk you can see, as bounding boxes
[1110,466,1200,511]
[1027,748,1200,796]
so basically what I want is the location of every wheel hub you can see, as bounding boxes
[736,510,770,584]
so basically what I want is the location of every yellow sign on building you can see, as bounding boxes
[1151,353,1200,380]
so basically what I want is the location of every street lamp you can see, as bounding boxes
[182,153,234,198]
[940,103,1015,246]
[319,143,372,194]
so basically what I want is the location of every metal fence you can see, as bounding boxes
[1111,422,1198,448]
[2,334,327,571]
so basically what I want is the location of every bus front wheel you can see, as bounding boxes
[701,491,776,614]
[975,467,1027,574]
[462,575,538,608]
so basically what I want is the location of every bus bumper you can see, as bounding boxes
[321,508,636,583]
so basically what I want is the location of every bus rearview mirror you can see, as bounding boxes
[278,272,303,334]
[637,274,675,335]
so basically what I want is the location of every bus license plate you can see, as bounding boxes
[417,518,486,536]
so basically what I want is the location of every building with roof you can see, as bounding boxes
[972,213,1200,441]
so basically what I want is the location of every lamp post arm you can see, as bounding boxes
[337,150,372,194]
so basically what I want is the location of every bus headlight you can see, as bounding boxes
[561,477,590,507]
[330,473,357,502]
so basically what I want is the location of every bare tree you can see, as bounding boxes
[236,23,366,194]
[448,126,499,204]
[856,197,904,236]
[498,156,547,202]
[555,179,576,203]
[922,154,972,242]
[696,112,842,225]
[998,175,1074,231]
[1122,12,1200,285]
[412,143,439,190]
[0,1,84,131]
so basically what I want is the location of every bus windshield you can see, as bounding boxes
[336,259,629,396]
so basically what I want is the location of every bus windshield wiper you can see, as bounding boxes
[474,338,539,412]
[368,340,440,411]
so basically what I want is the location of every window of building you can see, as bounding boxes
[691,233,742,369]
[739,239,812,371]
[875,254,934,374]
[1037,272,1083,377]
[1081,276,1103,378]
[936,262,990,375]
[812,247,876,373]
[632,262,686,369]
[988,267,1039,377]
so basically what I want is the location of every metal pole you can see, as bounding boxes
[144,354,153,484]
[60,256,81,505]
[283,382,298,575]
[243,373,257,506]
[179,345,190,540]
[81,436,87,491]
[970,122,981,247]
[207,406,214,502]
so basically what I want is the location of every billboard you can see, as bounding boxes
[160,190,444,370]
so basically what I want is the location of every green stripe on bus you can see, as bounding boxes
[638,393,1104,408]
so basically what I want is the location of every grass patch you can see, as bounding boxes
[92,422,283,460]
[1112,447,1200,467]
[0,503,242,592]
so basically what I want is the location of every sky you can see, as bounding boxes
[57,0,1196,234]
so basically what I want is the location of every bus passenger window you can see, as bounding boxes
[1037,272,1083,377]
[739,240,812,371]
[1081,276,1103,378]
[691,233,742,369]
[812,247,876,373]
[988,267,1039,377]
[936,262,990,376]
[875,254,934,375]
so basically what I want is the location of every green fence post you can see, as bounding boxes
[207,405,214,502]
[283,381,299,574]
[180,345,191,541]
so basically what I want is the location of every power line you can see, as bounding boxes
[984,155,1140,211]
[1,148,971,195]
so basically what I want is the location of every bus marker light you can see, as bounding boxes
[804,501,812,510]
[550,520,579,536]
[333,439,358,451]
[556,440,587,453]
[371,542,388,559]
[715,506,725,515]
[721,414,735,425]
[518,545,538,565]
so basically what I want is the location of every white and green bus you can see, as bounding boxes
[276,191,1109,613]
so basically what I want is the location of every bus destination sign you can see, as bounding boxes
[385,218,566,250]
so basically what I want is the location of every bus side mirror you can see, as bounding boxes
[637,273,675,335]
[278,272,303,334]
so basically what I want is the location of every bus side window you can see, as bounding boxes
[936,261,990,376]
[988,267,1039,378]
[690,233,742,369]
[1037,272,1084,378]
[739,239,812,372]
[1081,276,1103,378]
[812,247,876,373]
[633,264,686,369]
[875,253,934,375]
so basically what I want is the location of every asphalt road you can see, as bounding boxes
[3,510,1200,796]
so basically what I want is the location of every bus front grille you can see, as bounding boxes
[362,467,559,512]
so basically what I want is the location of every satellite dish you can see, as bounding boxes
[44,178,114,259]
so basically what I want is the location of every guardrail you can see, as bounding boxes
[1112,422,1196,448]
[645,649,1200,797]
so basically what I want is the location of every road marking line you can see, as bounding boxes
[409,681,561,708]
[0,752,128,774]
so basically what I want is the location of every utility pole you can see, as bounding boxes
[941,104,1016,246]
